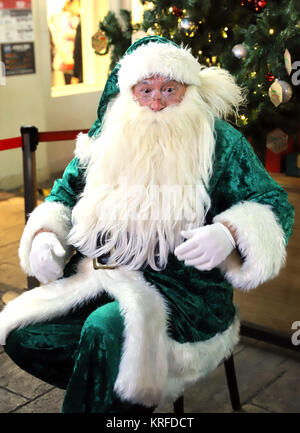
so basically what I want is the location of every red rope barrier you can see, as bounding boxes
[0,136,22,151]
[0,129,89,151]
[38,129,89,142]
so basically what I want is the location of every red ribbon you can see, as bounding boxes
[0,136,22,151]
[0,129,89,151]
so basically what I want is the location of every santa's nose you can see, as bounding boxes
[150,99,165,111]
[149,90,166,111]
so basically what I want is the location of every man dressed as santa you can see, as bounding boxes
[0,36,294,413]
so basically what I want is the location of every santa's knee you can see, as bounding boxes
[5,327,30,366]
[80,301,124,348]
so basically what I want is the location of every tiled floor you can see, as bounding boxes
[0,191,300,414]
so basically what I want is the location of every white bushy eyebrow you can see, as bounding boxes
[136,78,178,87]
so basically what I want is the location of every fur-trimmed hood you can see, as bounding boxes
[88,35,245,139]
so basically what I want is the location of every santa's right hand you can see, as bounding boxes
[29,232,66,284]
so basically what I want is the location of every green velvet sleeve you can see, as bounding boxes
[45,157,86,209]
[211,127,294,244]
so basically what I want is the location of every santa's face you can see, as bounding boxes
[132,75,187,112]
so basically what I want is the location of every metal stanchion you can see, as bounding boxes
[20,125,39,290]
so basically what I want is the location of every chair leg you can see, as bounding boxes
[173,395,184,413]
[224,354,241,411]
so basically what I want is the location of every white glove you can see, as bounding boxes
[174,223,236,271]
[29,232,66,284]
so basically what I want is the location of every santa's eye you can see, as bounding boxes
[162,85,177,96]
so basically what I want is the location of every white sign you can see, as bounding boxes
[0,9,33,43]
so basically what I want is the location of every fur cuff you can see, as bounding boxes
[18,201,72,276]
[213,202,287,290]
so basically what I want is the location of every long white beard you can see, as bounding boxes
[68,86,216,270]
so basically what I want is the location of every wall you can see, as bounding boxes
[0,0,49,190]
[0,0,110,190]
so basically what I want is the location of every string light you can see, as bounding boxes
[222,29,228,38]
[239,114,248,125]
[147,27,156,35]
[269,28,275,35]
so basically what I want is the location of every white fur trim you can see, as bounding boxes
[213,201,287,290]
[74,132,94,165]
[99,268,170,406]
[0,260,169,404]
[18,201,72,276]
[160,314,240,406]
[118,42,202,92]
[0,258,104,345]
[0,257,239,407]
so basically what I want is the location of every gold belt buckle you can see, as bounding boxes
[93,247,119,270]
[93,258,119,270]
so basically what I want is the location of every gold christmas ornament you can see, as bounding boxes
[284,48,292,76]
[91,30,108,54]
[269,79,293,107]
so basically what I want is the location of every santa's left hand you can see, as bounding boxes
[174,223,236,271]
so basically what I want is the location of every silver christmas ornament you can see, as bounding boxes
[178,17,198,37]
[278,80,293,103]
[232,44,247,59]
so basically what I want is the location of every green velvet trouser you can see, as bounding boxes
[5,298,155,414]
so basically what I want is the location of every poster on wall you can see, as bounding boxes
[1,41,35,75]
[0,0,35,76]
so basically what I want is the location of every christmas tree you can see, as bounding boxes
[94,10,134,71]
[95,0,300,162]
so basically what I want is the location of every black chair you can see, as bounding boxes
[173,354,241,413]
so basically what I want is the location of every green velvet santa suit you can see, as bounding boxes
[1,36,294,413]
